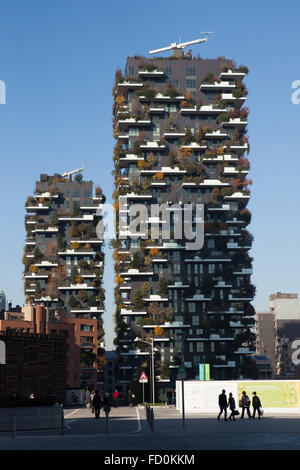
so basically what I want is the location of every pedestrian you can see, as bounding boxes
[228,392,236,421]
[103,392,111,416]
[90,389,95,414]
[217,389,228,421]
[167,389,172,405]
[172,389,176,405]
[92,390,102,420]
[240,391,251,419]
[112,389,119,408]
[252,392,262,419]
[128,389,133,407]
[85,389,91,409]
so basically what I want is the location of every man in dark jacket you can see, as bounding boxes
[92,390,102,420]
[252,392,262,419]
[217,389,228,421]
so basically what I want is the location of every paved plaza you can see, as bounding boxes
[1,406,300,450]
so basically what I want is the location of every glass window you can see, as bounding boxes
[186,67,196,76]
[165,66,172,75]
[129,127,139,136]
[189,303,196,313]
[84,190,92,198]
[72,190,80,197]
[128,66,134,75]
[186,79,196,88]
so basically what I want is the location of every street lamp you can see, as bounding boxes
[134,337,158,404]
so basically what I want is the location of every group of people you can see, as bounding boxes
[218,389,262,421]
[85,389,115,419]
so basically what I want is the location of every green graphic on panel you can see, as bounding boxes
[237,382,298,408]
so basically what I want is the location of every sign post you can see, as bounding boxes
[139,371,148,404]
[178,366,186,428]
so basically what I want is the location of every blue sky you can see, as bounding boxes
[0,0,300,349]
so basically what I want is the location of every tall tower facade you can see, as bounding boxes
[113,50,255,396]
[23,171,105,387]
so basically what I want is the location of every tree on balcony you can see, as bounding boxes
[133,289,145,310]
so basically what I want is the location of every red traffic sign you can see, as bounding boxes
[139,372,148,383]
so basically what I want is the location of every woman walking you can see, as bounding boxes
[228,392,236,421]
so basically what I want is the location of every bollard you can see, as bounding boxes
[105,412,109,434]
[150,408,154,433]
[61,404,64,436]
[11,416,16,439]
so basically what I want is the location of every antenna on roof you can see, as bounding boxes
[149,33,213,56]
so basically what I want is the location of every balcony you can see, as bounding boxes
[223,167,248,176]
[120,269,153,277]
[149,106,165,114]
[219,70,246,81]
[225,191,250,201]
[26,203,50,212]
[118,118,151,129]
[221,93,246,104]
[180,142,207,150]
[221,117,247,128]
[139,92,185,102]
[140,141,166,151]
[143,294,168,302]
[116,81,144,92]
[70,239,103,245]
[71,307,104,315]
[140,166,185,176]
[33,226,59,233]
[58,214,94,222]
[119,154,145,167]
[138,69,164,78]
[58,283,97,291]
[164,131,185,139]
[24,273,49,279]
[120,308,147,316]
[205,130,227,139]
[200,81,236,91]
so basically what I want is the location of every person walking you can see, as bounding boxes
[90,389,95,414]
[228,392,236,421]
[217,389,228,421]
[172,389,176,405]
[112,389,119,408]
[167,390,172,406]
[128,389,133,407]
[92,390,102,420]
[103,393,111,416]
[85,389,91,409]
[240,391,251,419]
[252,392,262,419]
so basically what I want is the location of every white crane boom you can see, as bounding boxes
[149,34,213,55]
[62,165,85,179]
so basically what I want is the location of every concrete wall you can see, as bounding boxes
[0,405,63,432]
[176,380,300,414]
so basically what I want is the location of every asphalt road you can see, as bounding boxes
[1,405,300,450]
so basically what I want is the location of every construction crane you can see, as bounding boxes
[62,165,85,181]
[149,33,213,56]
